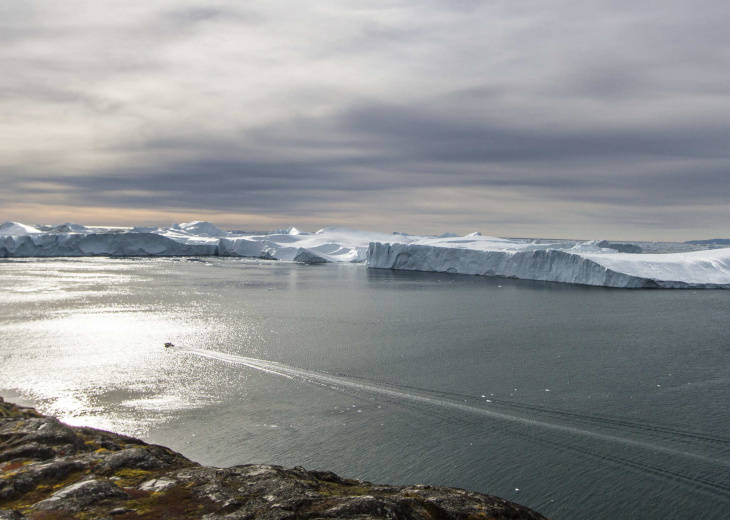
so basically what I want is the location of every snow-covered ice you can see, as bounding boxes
[1,220,729,288]
[219,227,419,263]
[170,221,226,237]
[0,221,219,257]
[48,222,89,233]
[0,232,218,257]
[0,221,43,235]
[366,236,730,288]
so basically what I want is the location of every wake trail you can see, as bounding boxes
[171,347,730,476]
[368,379,730,446]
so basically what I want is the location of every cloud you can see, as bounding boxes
[0,1,728,239]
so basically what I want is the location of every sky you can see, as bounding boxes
[1,1,728,240]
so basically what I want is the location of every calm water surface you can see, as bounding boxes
[1,257,729,519]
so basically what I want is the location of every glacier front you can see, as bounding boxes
[366,237,730,289]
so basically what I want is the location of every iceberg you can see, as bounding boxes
[0,221,219,257]
[595,240,642,254]
[366,236,730,289]
[685,238,730,247]
[0,232,218,257]
[50,222,89,233]
[0,221,43,235]
[219,228,418,263]
[171,221,226,237]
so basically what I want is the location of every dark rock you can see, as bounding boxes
[0,511,26,520]
[77,426,149,451]
[93,447,166,474]
[309,469,349,484]
[0,442,56,463]
[0,398,42,420]
[0,459,85,500]
[33,478,129,511]
[0,416,85,456]
[321,495,411,518]
[109,506,136,515]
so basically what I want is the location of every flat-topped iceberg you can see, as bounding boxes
[366,236,730,289]
[0,232,218,257]
[0,221,220,257]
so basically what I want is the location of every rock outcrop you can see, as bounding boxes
[0,397,549,519]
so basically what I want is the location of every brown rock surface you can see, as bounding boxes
[0,396,550,519]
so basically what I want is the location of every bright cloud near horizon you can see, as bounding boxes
[1,1,728,240]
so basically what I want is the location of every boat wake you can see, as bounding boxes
[170,346,730,498]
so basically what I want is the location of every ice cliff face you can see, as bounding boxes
[0,233,218,257]
[366,241,730,288]
[0,221,227,257]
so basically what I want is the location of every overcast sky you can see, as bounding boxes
[1,1,728,240]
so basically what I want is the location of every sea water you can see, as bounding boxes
[1,257,728,519]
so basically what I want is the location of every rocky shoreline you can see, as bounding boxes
[0,397,549,519]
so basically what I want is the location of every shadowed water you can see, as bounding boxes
[1,257,729,519]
